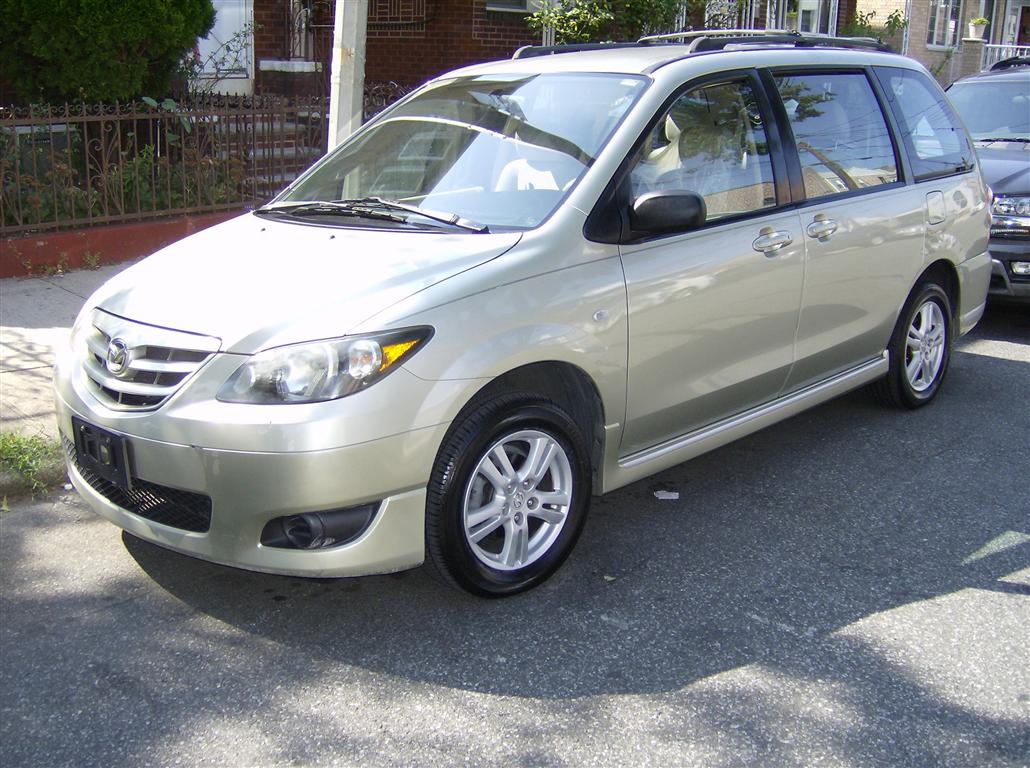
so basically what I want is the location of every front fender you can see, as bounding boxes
[399,254,629,432]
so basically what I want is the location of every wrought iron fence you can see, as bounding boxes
[2,85,418,236]
[1,95,329,235]
[363,81,416,119]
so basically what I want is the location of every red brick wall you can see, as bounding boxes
[254,0,292,61]
[366,1,540,86]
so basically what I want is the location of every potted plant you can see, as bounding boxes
[968,17,989,39]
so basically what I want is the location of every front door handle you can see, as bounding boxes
[752,228,794,255]
[806,215,839,240]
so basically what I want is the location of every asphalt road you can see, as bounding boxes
[2,304,1028,768]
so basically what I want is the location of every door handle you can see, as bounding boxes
[806,216,839,240]
[752,228,793,255]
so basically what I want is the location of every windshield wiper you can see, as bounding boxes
[331,197,489,233]
[254,201,406,223]
[976,137,1030,143]
[257,198,489,232]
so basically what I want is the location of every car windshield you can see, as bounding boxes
[948,80,1030,141]
[278,73,648,230]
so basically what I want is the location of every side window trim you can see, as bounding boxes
[760,66,906,208]
[584,68,791,245]
[865,65,914,185]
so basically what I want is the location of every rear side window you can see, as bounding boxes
[774,72,898,200]
[873,67,974,181]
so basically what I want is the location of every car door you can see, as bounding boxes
[764,68,928,392]
[618,72,805,456]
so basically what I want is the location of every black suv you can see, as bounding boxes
[948,58,1030,304]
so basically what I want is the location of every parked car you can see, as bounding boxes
[947,57,1030,304]
[54,32,992,597]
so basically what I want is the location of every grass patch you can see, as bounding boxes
[0,431,64,497]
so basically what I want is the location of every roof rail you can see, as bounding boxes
[989,55,1030,71]
[642,29,892,53]
[512,29,892,60]
[513,42,645,59]
[638,28,790,47]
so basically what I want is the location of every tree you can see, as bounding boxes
[528,0,690,44]
[0,0,216,103]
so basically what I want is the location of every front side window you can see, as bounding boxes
[874,67,974,180]
[774,72,898,200]
[282,73,647,230]
[927,0,963,47]
[629,78,777,222]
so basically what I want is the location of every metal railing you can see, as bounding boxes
[2,84,418,236]
[982,43,1030,70]
[1,95,329,235]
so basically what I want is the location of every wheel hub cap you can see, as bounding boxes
[461,429,574,571]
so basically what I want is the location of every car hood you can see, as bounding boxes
[89,213,522,353]
[976,142,1030,196]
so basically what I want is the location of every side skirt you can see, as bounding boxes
[600,352,889,494]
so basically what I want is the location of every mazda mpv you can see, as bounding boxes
[55,31,992,596]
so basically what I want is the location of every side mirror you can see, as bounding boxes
[629,191,706,238]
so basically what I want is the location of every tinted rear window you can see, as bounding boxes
[873,67,974,181]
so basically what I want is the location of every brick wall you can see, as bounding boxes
[366,1,540,86]
[252,1,537,92]
[254,0,292,61]
[903,0,983,84]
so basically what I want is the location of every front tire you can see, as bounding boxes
[425,394,591,597]
[873,282,953,408]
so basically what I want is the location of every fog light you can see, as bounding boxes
[260,503,380,549]
[1012,261,1030,276]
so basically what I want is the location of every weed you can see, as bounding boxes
[0,431,64,496]
[82,250,101,270]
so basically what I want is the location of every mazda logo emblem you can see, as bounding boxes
[105,338,131,376]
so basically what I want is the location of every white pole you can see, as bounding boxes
[327,0,368,151]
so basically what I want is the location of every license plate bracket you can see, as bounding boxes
[72,416,131,490]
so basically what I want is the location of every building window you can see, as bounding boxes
[927,0,963,47]
[486,0,531,10]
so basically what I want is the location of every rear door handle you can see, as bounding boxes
[752,229,793,255]
[806,217,839,240]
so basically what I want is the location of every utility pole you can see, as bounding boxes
[327,0,368,151]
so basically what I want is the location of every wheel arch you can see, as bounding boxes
[451,361,607,495]
[916,259,960,320]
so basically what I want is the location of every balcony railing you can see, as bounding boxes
[982,43,1030,71]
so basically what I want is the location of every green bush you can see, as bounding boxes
[0,0,216,103]
[529,0,685,44]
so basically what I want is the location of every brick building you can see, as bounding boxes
[193,0,1017,99]
[196,0,540,98]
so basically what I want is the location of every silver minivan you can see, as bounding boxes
[54,32,992,596]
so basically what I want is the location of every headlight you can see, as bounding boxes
[992,196,1030,217]
[991,195,1030,237]
[217,327,432,404]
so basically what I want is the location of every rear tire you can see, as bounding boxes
[872,282,953,409]
[424,393,591,597]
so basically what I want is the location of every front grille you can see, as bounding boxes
[64,438,212,533]
[82,310,219,411]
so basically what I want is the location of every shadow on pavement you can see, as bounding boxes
[2,303,1027,766]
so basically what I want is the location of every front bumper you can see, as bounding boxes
[52,318,488,578]
[56,391,451,577]
[988,238,1030,302]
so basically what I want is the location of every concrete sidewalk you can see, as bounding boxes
[0,264,131,439]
